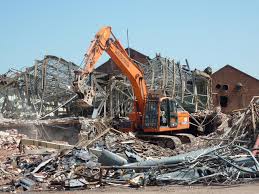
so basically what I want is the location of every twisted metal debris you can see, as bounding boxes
[0,97,259,192]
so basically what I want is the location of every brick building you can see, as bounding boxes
[212,65,259,113]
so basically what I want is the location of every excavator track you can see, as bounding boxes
[136,133,196,149]
[136,134,181,149]
[174,133,195,144]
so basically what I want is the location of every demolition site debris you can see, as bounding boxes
[0,97,258,192]
[0,27,258,192]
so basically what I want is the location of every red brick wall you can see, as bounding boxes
[212,65,259,113]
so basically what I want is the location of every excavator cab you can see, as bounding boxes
[143,96,189,132]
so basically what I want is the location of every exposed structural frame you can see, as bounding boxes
[0,55,78,119]
[89,55,212,119]
[0,54,212,120]
[140,55,212,112]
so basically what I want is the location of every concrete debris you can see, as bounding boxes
[0,129,27,161]
[0,117,81,145]
[0,98,258,192]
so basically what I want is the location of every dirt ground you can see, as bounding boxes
[9,182,259,194]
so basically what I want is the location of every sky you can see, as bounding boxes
[0,0,258,78]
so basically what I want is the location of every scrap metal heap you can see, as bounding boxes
[0,97,259,192]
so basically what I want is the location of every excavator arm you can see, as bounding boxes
[74,26,147,114]
[74,26,190,139]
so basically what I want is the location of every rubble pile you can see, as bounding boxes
[0,103,258,192]
[0,129,27,160]
[0,129,27,186]
[91,130,174,158]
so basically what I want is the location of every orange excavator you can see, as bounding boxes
[73,26,193,148]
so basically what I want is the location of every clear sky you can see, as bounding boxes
[0,0,258,77]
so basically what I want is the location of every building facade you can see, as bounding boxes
[212,65,259,113]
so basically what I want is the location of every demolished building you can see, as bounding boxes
[90,50,212,120]
[0,51,218,145]
[0,52,258,192]
[0,51,212,120]
[0,55,78,119]
[0,22,258,192]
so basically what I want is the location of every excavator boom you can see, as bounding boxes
[81,27,111,75]
[74,26,147,115]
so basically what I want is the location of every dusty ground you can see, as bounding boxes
[8,182,259,194]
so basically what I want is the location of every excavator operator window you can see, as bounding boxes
[160,99,168,127]
[169,100,177,113]
[169,99,178,127]
[144,99,159,129]
[159,98,178,128]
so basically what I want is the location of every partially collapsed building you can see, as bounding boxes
[92,50,212,119]
[0,50,212,120]
[0,55,78,119]
[0,51,259,192]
